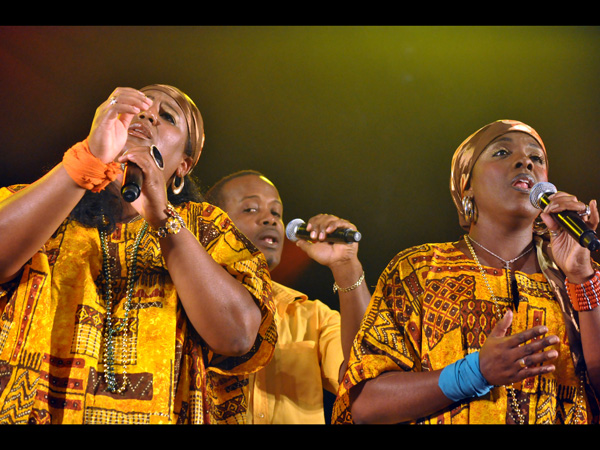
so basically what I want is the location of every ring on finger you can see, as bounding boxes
[549,229,563,238]
[578,204,591,217]
[150,145,164,170]
[518,358,527,369]
[109,96,118,106]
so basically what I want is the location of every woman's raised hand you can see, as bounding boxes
[295,214,360,269]
[88,88,153,164]
[116,145,172,227]
[540,191,599,284]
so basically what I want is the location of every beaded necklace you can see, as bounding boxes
[99,221,148,393]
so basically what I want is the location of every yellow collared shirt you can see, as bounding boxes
[247,282,343,424]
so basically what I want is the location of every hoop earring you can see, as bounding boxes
[171,175,185,195]
[462,195,476,223]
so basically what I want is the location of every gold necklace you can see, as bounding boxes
[464,234,527,424]
[467,235,533,310]
[465,235,587,424]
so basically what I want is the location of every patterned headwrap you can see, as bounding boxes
[141,84,205,170]
[450,119,547,230]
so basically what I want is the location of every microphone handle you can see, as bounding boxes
[295,227,361,243]
[538,194,600,251]
[121,163,143,202]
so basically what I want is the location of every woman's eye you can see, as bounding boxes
[492,149,509,157]
[161,111,175,124]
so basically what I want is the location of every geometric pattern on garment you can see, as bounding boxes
[422,273,473,350]
[463,296,497,350]
[0,364,40,424]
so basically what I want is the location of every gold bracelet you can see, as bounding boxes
[152,203,186,238]
[333,271,365,293]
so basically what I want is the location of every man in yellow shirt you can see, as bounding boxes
[206,170,370,424]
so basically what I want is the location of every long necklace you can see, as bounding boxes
[468,235,533,311]
[464,234,528,424]
[99,221,148,393]
[465,235,586,424]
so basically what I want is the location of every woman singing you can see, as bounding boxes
[333,120,600,424]
[0,85,275,424]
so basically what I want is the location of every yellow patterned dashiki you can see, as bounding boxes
[0,185,276,424]
[332,241,594,424]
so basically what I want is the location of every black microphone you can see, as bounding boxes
[121,163,143,202]
[529,181,600,251]
[285,218,362,243]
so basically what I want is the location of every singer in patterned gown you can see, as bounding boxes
[0,85,275,424]
[332,120,600,424]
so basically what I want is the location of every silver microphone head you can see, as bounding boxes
[285,218,305,242]
[529,181,557,209]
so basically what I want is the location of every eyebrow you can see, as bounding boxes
[146,95,181,119]
[239,194,282,207]
[493,135,542,150]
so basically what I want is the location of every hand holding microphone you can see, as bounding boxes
[121,145,164,202]
[286,217,362,243]
[286,215,364,276]
[88,88,154,166]
[529,181,600,251]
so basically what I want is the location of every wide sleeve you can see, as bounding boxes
[181,201,276,376]
[332,248,423,424]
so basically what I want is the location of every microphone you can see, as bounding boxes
[121,163,143,202]
[529,181,600,251]
[285,218,362,243]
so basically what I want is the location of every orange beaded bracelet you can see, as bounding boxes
[63,138,122,192]
[565,270,600,312]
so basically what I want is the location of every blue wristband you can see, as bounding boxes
[438,352,493,402]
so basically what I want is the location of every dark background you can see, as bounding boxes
[2,25,600,311]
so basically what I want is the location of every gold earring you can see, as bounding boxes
[171,175,184,195]
[462,195,476,223]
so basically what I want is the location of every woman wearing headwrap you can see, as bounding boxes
[332,120,600,424]
[0,85,275,424]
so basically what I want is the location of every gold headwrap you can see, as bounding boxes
[449,120,547,230]
[141,84,205,170]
